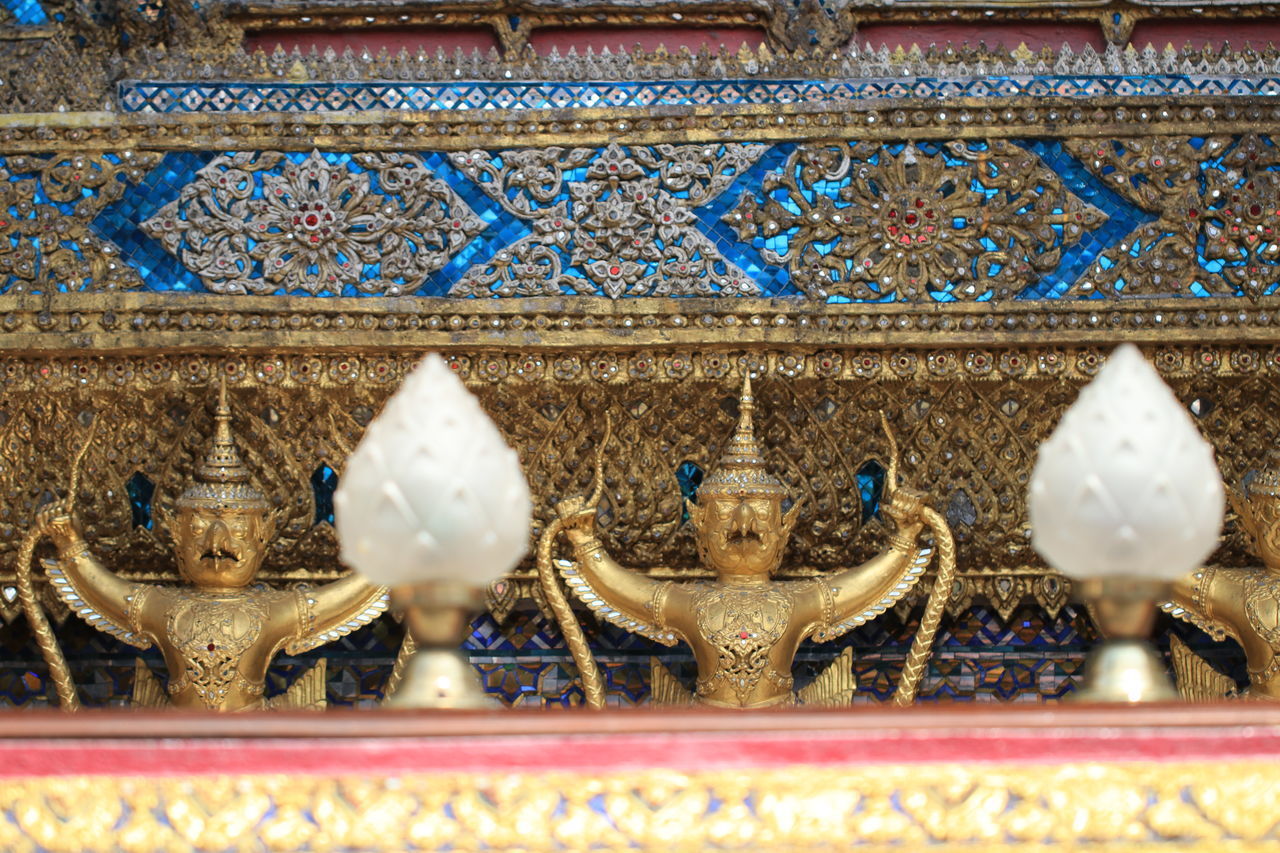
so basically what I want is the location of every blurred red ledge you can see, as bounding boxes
[2,704,1279,851]
[0,702,1278,777]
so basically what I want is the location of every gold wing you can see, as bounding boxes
[130,659,168,708]
[44,558,151,650]
[798,647,856,707]
[812,547,932,643]
[285,586,390,655]
[268,660,328,711]
[1160,600,1229,643]
[557,558,678,646]
[649,657,694,705]
[1170,635,1237,702]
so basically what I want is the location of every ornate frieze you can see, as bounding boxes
[3,132,1280,301]
[0,15,1278,639]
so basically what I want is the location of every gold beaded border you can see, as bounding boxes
[0,99,1275,152]
[1,295,1277,355]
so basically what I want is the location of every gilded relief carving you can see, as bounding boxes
[0,346,1272,626]
[1064,134,1280,300]
[725,141,1106,301]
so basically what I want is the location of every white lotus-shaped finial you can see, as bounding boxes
[334,354,532,586]
[1029,344,1224,581]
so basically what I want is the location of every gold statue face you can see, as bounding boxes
[690,493,801,579]
[174,506,273,589]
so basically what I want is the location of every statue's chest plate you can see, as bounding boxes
[693,585,792,647]
[164,593,270,708]
[1244,573,1280,645]
[691,585,794,702]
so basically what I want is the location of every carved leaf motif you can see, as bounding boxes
[1067,134,1280,300]
[0,154,159,294]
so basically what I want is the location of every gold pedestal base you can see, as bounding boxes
[1072,639,1178,703]
[385,581,494,710]
[1074,578,1178,703]
[386,648,494,709]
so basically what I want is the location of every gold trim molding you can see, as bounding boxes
[0,102,1275,151]
[1,295,1278,354]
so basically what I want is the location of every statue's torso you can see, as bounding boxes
[675,581,816,708]
[1212,568,1280,696]
[146,588,296,710]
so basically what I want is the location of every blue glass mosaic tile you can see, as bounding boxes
[125,471,155,529]
[855,459,885,523]
[1016,141,1157,300]
[697,142,797,297]
[119,76,1280,114]
[90,151,216,293]
[676,461,703,522]
[2,0,46,25]
[310,464,337,526]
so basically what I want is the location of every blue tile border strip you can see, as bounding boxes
[118,75,1280,114]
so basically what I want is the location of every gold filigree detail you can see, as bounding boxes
[725,141,1105,301]
[449,143,765,298]
[162,589,274,708]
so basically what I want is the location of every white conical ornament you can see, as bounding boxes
[334,354,533,586]
[1029,344,1224,581]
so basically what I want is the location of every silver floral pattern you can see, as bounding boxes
[448,143,766,298]
[141,151,484,295]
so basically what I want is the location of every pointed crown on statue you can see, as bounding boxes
[176,377,270,511]
[698,374,789,499]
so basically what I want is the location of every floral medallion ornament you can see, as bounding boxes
[725,141,1106,302]
[141,151,484,295]
[449,143,766,298]
[1066,134,1280,301]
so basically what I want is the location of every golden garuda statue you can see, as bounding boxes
[1169,447,1280,701]
[538,376,955,709]
[27,382,388,711]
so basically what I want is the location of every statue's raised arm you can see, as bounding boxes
[808,487,931,643]
[283,573,389,655]
[35,500,151,649]
[1166,455,1280,700]
[555,496,675,639]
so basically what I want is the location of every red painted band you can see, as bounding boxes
[2,725,1279,778]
